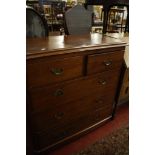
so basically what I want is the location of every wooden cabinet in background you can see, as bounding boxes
[26,33,126,154]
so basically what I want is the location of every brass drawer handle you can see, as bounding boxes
[51,68,63,75]
[54,112,64,120]
[54,89,64,96]
[99,80,106,85]
[104,61,112,66]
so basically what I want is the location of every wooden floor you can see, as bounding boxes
[48,102,129,155]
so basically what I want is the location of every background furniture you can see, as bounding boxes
[27,1,66,32]
[27,0,129,34]
[26,6,49,37]
[43,1,66,32]
[64,4,92,35]
[41,1,66,31]
[85,0,129,33]
[27,33,126,154]
[42,4,53,29]
[107,7,125,32]
[103,0,129,33]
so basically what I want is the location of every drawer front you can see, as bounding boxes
[33,127,71,150]
[33,113,96,151]
[29,70,120,113]
[91,106,113,123]
[32,101,93,150]
[32,100,113,151]
[67,101,114,135]
[31,100,88,133]
[27,56,83,88]
[92,95,114,110]
[30,92,115,133]
[87,51,124,75]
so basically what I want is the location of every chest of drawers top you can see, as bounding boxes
[26,33,126,59]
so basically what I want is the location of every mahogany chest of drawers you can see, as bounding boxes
[26,34,126,154]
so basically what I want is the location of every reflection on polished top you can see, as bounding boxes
[26,33,127,58]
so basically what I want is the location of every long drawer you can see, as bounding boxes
[32,101,113,151]
[30,93,115,133]
[28,69,121,113]
[27,56,83,88]
[87,51,124,75]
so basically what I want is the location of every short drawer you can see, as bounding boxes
[29,70,120,113]
[27,56,83,88]
[87,51,124,75]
